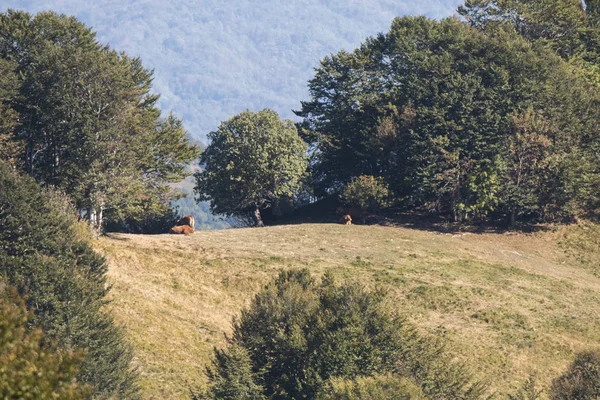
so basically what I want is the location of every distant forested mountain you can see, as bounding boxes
[2,0,461,141]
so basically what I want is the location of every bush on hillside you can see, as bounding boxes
[315,375,428,399]
[0,291,90,399]
[0,162,138,398]
[340,175,391,213]
[551,350,600,400]
[201,344,266,400]
[199,269,484,399]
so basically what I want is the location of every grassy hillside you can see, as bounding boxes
[94,223,600,399]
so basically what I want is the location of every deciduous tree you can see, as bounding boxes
[0,10,200,234]
[297,16,600,223]
[195,109,308,226]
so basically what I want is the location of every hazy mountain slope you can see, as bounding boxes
[95,223,600,399]
[3,0,461,140]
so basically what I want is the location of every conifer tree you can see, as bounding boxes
[0,161,138,398]
[0,292,91,399]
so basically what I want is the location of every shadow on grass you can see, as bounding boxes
[103,232,131,241]
[270,197,555,235]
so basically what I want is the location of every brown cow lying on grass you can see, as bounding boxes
[340,214,352,225]
[169,215,195,235]
[169,225,194,235]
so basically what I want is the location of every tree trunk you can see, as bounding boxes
[97,203,104,235]
[87,190,104,238]
[88,207,99,239]
[452,199,461,223]
[89,207,96,229]
[252,206,264,227]
[509,209,516,229]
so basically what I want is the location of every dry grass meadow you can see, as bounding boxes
[94,222,600,399]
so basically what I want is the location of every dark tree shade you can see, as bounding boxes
[551,350,600,400]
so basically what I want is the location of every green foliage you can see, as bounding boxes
[195,109,308,226]
[0,58,20,165]
[202,344,266,400]
[340,175,391,212]
[459,0,599,64]
[316,375,428,399]
[499,109,554,225]
[0,10,200,233]
[297,15,600,223]
[202,269,484,399]
[0,162,138,398]
[551,350,600,399]
[457,0,600,222]
[0,291,90,399]
[104,195,180,234]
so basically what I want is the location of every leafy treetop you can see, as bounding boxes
[195,109,308,226]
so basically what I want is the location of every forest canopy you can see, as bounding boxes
[0,9,200,234]
[296,13,600,224]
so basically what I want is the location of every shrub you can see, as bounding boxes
[0,162,138,398]
[201,344,266,400]
[316,375,428,399]
[0,291,90,399]
[551,350,600,400]
[340,175,391,213]
[200,269,484,399]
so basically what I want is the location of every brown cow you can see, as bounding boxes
[169,225,194,235]
[169,215,195,235]
[339,214,352,225]
[176,215,195,230]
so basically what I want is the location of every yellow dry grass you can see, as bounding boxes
[94,223,600,399]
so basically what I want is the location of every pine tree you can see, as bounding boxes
[0,292,91,399]
[0,161,138,398]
